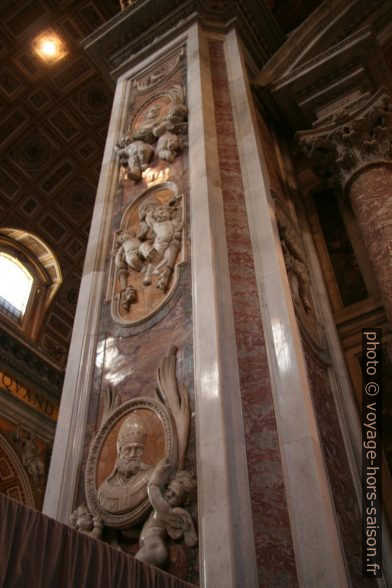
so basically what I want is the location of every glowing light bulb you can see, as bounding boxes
[41,40,57,56]
[33,31,67,63]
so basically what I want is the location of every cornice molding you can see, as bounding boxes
[256,0,387,87]
[0,324,63,398]
[254,0,392,131]
[81,0,283,78]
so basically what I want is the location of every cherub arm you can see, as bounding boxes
[90,516,103,539]
[147,460,184,530]
[147,460,173,520]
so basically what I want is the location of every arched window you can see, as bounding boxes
[0,229,62,341]
[0,252,33,323]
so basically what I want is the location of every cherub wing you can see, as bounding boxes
[166,508,197,546]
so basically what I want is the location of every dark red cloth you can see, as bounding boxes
[0,493,195,588]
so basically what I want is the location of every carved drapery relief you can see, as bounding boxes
[108,183,185,326]
[80,348,197,569]
[115,85,187,181]
[298,90,392,191]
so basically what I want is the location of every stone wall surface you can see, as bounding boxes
[209,40,298,587]
[76,51,197,584]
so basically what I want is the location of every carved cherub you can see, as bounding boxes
[115,139,154,182]
[137,198,183,290]
[121,284,137,311]
[135,460,197,568]
[12,428,44,484]
[156,131,180,163]
[70,503,103,539]
[148,202,183,290]
[278,220,312,312]
[115,230,144,292]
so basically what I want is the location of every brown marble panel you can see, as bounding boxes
[209,40,298,587]
[77,50,197,585]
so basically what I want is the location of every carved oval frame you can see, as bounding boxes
[129,85,185,140]
[85,396,176,529]
[108,181,186,327]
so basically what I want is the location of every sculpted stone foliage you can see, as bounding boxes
[80,348,197,568]
[109,185,185,326]
[298,91,392,190]
[115,85,187,180]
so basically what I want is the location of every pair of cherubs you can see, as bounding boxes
[115,200,182,296]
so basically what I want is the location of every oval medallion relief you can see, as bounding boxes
[108,182,186,327]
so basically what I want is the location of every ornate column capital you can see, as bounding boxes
[297,89,392,191]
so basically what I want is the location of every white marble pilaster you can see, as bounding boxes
[187,23,258,588]
[224,29,349,587]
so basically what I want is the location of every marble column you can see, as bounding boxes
[349,165,392,322]
[299,90,392,326]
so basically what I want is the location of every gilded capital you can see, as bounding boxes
[297,90,392,191]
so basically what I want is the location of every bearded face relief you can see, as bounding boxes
[97,413,154,516]
[85,394,176,530]
[110,185,185,327]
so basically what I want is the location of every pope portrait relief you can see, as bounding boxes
[98,413,153,515]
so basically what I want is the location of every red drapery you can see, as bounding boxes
[0,493,195,588]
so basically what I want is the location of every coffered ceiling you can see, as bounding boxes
[0,0,119,368]
[0,0,330,372]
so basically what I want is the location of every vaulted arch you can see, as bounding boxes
[0,229,62,341]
